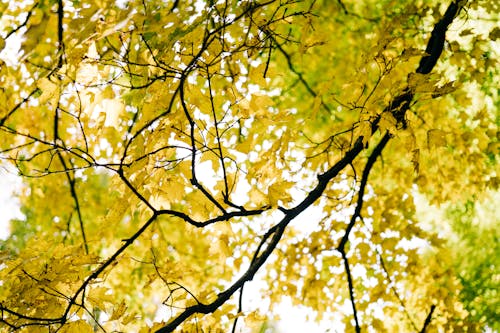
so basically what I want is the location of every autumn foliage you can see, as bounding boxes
[0,0,498,332]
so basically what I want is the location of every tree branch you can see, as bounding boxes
[417,1,463,74]
[152,1,465,328]
[155,132,370,332]
[338,132,390,253]
[3,2,39,40]
[419,305,436,333]
[341,251,360,333]
[0,88,40,127]
[56,152,89,254]
[62,213,160,322]
[377,250,419,331]
[57,0,65,68]
[269,33,333,114]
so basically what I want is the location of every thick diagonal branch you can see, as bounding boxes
[153,1,465,331]
[419,305,437,333]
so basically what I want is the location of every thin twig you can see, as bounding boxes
[338,132,390,252]
[341,251,360,333]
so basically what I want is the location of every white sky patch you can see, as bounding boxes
[0,164,24,239]
[0,30,23,67]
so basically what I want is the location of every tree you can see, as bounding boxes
[0,0,498,332]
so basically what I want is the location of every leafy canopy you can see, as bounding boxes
[0,0,498,332]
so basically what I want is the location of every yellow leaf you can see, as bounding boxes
[311,96,322,119]
[219,234,232,258]
[248,187,268,207]
[489,27,500,40]
[244,311,265,327]
[427,129,447,148]
[236,135,254,153]
[250,94,274,116]
[37,78,59,105]
[356,120,372,147]
[60,320,93,333]
[357,242,371,258]
[210,234,232,259]
[268,181,294,206]
[110,300,127,321]
[408,73,436,93]
[433,81,457,98]
[76,63,99,85]
[379,112,398,134]
[200,152,220,172]
[21,10,49,57]
[459,28,474,36]
[249,63,268,87]
[101,99,125,127]
[122,312,138,325]
[238,98,251,118]
[411,149,420,174]
[383,237,399,250]
[88,286,114,309]
[487,141,500,155]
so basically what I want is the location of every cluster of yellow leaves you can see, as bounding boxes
[0,241,98,321]
[0,0,498,332]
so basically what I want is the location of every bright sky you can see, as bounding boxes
[0,164,23,240]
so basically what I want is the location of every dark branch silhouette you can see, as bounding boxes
[419,305,437,333]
